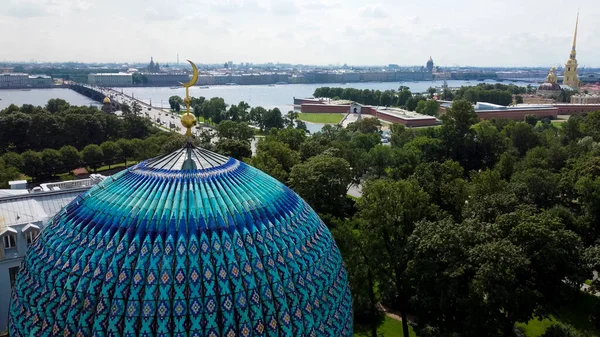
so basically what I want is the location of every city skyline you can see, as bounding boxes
[1,0,600,67]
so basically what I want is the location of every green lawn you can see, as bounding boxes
[90,161,138,173]
[297,113,344,124]
[354,317,416,337]
[517,291,600,337]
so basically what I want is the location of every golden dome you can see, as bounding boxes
[103,96,111,104]
[181,112,196,131]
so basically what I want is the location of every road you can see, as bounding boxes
[82,85,260,154]
[97,86,188,136]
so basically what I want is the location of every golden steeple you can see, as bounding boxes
[563,11,580,88]
[570,10,578,59]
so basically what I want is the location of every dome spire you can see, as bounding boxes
[179,59,199,139]
[571,10,578,58]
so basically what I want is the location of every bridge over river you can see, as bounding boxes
[68,82,187,136]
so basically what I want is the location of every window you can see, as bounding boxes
[3,234,16,249]
[26,230,39,246]
[9,266,19,288]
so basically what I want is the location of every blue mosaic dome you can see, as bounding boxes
[9,145,352,337]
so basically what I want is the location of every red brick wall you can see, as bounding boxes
[477,108,558,120]
[553,104,600,114]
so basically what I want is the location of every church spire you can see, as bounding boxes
[571,11,578,58]
[563,11,580,88]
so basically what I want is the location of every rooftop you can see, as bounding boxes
[375,106,437,120]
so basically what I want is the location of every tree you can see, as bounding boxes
[367,145,393,178]
[21,150,44,178]
[248,106,267,129]
[439,99,478,169]
[415,100,440,116]
[262,108,285,131]
[247,140,298,182]
[2,152,24,172]
[412,160,467,220]
[59,145,81,170]
[347,118,381,134]
[0,112,31,152]
[503,122,539,156]
[122,115,152,139]
[357,179,432,337]
[541,324,583,337]
[268,128,306,151]
[351,133,381,151]
[100,141,123,169]
[331,218,384,336]
[524,114,538,126]
[116,139,137,164]
[215,139,252,160]
[515,95,524,104]
[82,144,104,172]
[216,120,255,142]
[295,120,308,132]
[131,101,142,115]
[41,148,63,176]
[0,158,21,188]
[168,95,183,112]
[121,103,132,115]
[427,86,437,98]
[396,87,412,107]
[409,210,584,336]
[289,154,352,216]
[285,110,299,128]
[45,98,70,113]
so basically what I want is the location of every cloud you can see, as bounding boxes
[0,0,55,18]
[359,4,387,18]
[269,0,297,15]
[209,0,265,13]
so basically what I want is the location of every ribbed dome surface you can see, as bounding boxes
[9,148,352,337]
[538,82,561,91]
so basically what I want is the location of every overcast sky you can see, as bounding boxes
[1,0,598,67]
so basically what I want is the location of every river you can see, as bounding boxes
[0,80,538,133]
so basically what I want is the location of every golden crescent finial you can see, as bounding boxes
[180,60,199,137]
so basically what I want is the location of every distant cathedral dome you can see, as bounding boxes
[538,67,562,98]
[103,96,111,104]
[9,141,353,336]
[426,57,434,72]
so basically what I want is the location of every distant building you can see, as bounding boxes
[87,72,133,86]
[426,57,434,73]
[0,73,53,88]
[28,75,52,87]
[0,175,106,331]
[147,57,160,72]
[143,73,191,86]
[563,12,580,88]
[571,94,600,104]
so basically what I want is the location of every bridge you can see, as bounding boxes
[67,83,187,136]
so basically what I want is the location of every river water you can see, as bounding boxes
[0,80,537,133]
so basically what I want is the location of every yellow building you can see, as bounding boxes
[563,12,580,88]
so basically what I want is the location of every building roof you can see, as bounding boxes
[9,144,353,336]
[71,167,89,176]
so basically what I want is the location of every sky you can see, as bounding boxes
[1,0,599,67]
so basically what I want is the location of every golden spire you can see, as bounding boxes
[180,60,199,137]
[570,10,579,58]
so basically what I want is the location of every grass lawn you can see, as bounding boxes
[517,291,600,337]
[354,317,417,337]
[297,113,344,124]
[90,161,138,173]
